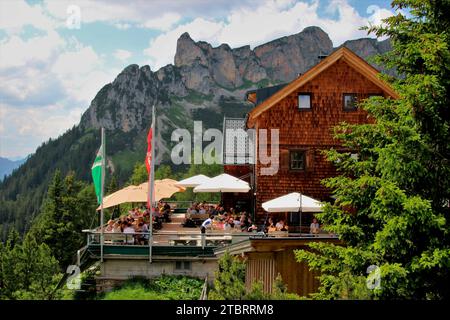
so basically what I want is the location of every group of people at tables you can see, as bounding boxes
[102,201,172,245]
[185,202,258,232]
[188,202,322,235]
[100,201,323,245]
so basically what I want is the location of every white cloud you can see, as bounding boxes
[0,0,60,34]
[51,45,116,104]
[0,30,66,106]
[143,0,395,70]
[113,49,132,61]
[114,22,132,30]
[52,45,100,75]
[367,4,394,27]
[0,30,64,68]
[140,12,182,31]
[43,0,185,30]
[43,0,257,27]
[0,103,85,158]
[44,0,138,25]
[0,30,114,107]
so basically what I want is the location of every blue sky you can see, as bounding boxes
[0,0,396,159]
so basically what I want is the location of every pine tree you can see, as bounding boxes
[295,0,450,300]
[209,251,246,300]
[108,174,118,193]
[128,162,148,185]
[31,170,97,269]
[0,233,62,300]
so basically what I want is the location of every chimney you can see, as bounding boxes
[318,54,328,61]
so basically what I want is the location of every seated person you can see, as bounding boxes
[219,213,228,222]
[105,219,115,233]
[187,206,198,216]
[310,218,320,235]
[216,205,225,215]
[240,215,249,231]
[227,217,235,228]
[233,216,241,228]
[131,207,140,219]
[266,217,277,232]
[246,217,257,232]
[160,202,171,222]
[276,219,288,231]
[123,222,135,244]
[135,222,149,245]
[113,221,122,233]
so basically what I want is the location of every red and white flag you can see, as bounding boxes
[146,126,153,174]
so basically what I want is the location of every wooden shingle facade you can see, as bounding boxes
[224,47,398,223]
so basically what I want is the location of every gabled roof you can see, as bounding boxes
[247,47,399,127]
[246,83,288,105]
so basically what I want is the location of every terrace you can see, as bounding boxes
[82,211,337,260]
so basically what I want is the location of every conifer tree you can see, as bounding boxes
[295,0,450,299]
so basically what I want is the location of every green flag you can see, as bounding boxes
[91,143,103,204]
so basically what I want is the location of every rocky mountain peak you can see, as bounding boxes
[80,27,391,164]
[120,64,140,75]
[174,32,208,67]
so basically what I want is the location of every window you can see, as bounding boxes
[175,261,191,270]
[343,94,357,111]
[298,93,312,109]
[290,150,306,170]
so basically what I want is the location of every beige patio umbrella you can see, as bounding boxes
[97,179,185,210]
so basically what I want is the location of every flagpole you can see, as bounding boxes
[148,105,156,263]
[100,127,106,262]
[299,192,302,236]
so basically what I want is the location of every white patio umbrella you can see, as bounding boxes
[262,192,323,212]
[193,173,250,193]
[175,174,211,188]
[262,192,323,234]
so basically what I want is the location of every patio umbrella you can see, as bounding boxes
[175,174,211,188]
[193,173,250,193]
[97,179,185,210]
[262,192,323,234]
[262,192,323,212]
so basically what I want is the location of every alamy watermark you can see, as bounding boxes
[66,5,81,30]
[366,265,381,290]
[170,121,279,175]
[66,265,81,290]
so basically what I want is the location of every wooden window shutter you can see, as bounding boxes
[306,149,315,172]
[280,149,289,170]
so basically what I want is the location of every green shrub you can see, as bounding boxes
[101,275,204,300]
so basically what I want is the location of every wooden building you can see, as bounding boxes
[215,236,341,296]
[224,47,398,224]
